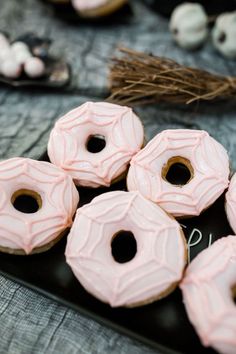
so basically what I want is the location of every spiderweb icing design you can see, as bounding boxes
[0,158,79,254]
[127,129,229,217]
[48,102,144,188]
[181,236,236,354]
[66,191,186,307]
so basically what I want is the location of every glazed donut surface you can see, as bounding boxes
[225,173,236,233]
[0,157,79,254]
[127,129,229,218]
[72,0,107,10]
[181,236,236,354]
[71,0,127,17]
[65,191,186,307]
[48,102,144,188]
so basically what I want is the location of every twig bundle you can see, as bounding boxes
[109,48,236,105]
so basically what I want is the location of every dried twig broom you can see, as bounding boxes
[109,47,236,105]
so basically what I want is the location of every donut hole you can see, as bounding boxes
[11,189,42,214]
[232,285,236,304]
[111,231,137,264]
[162,157,194,186]
[86,135,106,153]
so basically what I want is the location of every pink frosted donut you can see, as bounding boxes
[65,191,187,307]
[72,0,107,10]
[71,0,127,17]
[225,173,236,233]
[127,129,230,218]
[48,102,144,188]
[0,157,79,255]
[181,236,236,354]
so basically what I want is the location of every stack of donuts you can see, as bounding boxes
[0,101,235,354]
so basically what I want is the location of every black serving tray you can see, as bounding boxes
[0,152,233,354]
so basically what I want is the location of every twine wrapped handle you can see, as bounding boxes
[109,48,236,105]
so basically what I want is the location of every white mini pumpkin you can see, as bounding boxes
[212,12,236,59]
[170,3,208,50]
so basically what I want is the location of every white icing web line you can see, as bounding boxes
[181,224,214,263]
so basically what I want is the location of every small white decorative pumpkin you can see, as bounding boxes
[212,12,236,59]
[170,3,208,50]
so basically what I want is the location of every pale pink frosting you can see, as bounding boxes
[127,129,229,218]
[65,191,186,307]
[0,157,79,254]
[181,236,236,354]
[71,0,107,11]
[225,173,236,234]
[48,102,144,188]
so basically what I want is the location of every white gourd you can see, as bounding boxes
[170,3,208,50]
